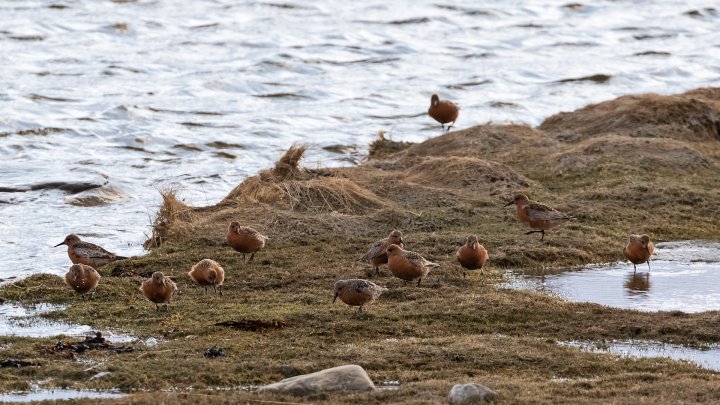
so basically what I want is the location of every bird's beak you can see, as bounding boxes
[503,201,513,207]
[398,238,404,245]
[332,293,338,304]
[54,241,65,247]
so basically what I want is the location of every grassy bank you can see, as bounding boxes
[2,88,720,404]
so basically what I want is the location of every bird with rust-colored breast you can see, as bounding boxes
[227,222,268,262]
[428,94,459,133]
[64,264,101,300]
[386,244,439,286]
[456,235,489,280]
[188,258,225,295]
[55,234,127,267]
[623,234,655,273]
[332,279,387,314]
[358,230,404,276]
[139,272,178,311]
[504,194,574,241]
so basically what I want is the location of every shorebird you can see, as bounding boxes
[188,258,225,295]
[504,194,574,241]
[64,264,101,300]
[139,272,178,311]
[456,235,489,279]
[332,279,387,314]
[54,234,127,267]
[358,230,404,276]
[227,222,268,262]
[623,234,655,273]
[386,244,439,286]
[428,94,459,133]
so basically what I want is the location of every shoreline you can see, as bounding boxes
[1,87,720,403]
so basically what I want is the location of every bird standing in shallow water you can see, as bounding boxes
[227,222,268,262]
[54,234,127,267]
[623,234,655,273]
[332,279,387,314]
[188,259,225,295]
[386,244,439,286]
[64,264,101,300]
[139,272,178,311]
[357,230,404,276]
[428,94,459,133]
[456,235,489,280]
[504,194,574,241]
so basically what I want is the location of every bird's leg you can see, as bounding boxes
[633,264,637,274]
[90,289,96,300]
[248,252,255,263]
[463,271,466,279]
[81,294,86,301]
[204,286,208,294]
[242,253,246,261]
[441,124,445,132]
[219,285,223,296]
[375,266,380,276]
[165,303,170,312]
[417,278,422,286]
[647,260,651,272]
[541,230,545,241]
[155,304,160,311]
[212,282,217,294]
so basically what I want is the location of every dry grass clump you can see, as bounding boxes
[368,131,413,159]
[403,156,531,192]
[553,135,715,171]
[224,145,389,215]
[540,92,720,142]
[144,188,194,249]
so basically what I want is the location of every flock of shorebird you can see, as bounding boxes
[55,190,655,315]
[54,95,656,314]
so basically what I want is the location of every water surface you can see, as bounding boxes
[505,242,720,313]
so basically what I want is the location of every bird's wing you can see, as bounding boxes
[358,238,386,261]
[240,227,267,240]
[404,250,437,267]
[74,242,115,258]
[524,202,573,221]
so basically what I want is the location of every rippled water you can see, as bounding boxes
[0,303,134,341]
[0,388,125,403]
[506,242,720,313]
[562,340,720,372]
[1,1,719,281]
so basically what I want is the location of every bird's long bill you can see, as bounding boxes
[332,293,338,304]
[54,241,65,247]
[503,201,514,207]
[398,238,405,245]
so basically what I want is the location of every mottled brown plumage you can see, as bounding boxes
[623,234,655,272]
[139,272,178,311]
[188,259,225,295]
[456,235,489,279]
[428,94,459,133]
[227,221,268,262]
[64,264,101,299]
[55,234,127,267]
[386,244,439,286]
[504,194,574,241]
[358,230,404,275]
[332,279,387,313]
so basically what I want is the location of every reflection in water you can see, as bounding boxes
[0,389,125,403]
[624,272,650,295]
[504,242,720,313]
[562,340,720,372]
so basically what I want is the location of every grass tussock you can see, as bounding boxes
[144,187,193,249]
[2,88,720,403]
[368,131,413,159]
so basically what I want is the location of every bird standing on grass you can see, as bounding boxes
[227,222,268,262]
[358,230,405,276]
[504,194,574,241]
[386,244,439,286]
[428,94,459,133]
[139,272,178,311]
[456,235,489,280]
[64,264,101,300]
[332,279,387,314]
[188,259,225,295]
[623,234,655,273]
[55,234,127,267]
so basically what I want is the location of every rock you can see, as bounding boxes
[259,364,375,395]
[448,383,497,404]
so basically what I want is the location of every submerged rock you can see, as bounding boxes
[448,383,497,404]
[259,364,375,395]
